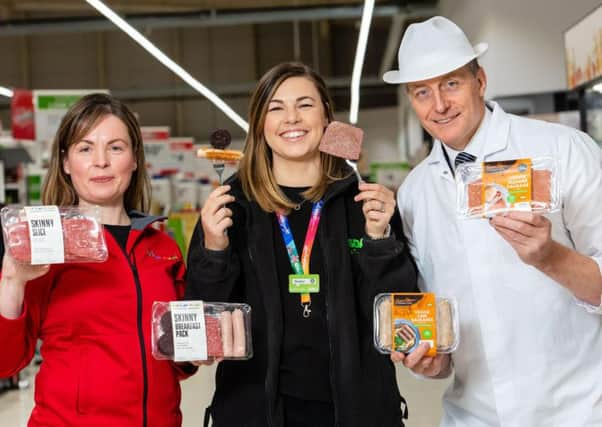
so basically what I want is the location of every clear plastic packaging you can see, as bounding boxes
[152,301,253,362]
[0,205,108,264]
[373,293,459,355]
[456,157,560,219]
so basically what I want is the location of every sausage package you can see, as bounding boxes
[151,301,253,362]
[0,205,108,264]
[373,293,459,356]
[456,157,560,219]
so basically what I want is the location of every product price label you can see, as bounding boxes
[170,301,207,362]
[24,206,64,264]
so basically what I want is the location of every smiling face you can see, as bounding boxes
[407,64,487,150]
[63,114,137,209]
[263,76,328,165]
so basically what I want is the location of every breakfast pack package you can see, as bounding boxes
[152,301,253,362]
[455,157,560,219]
[0,205,108,264]
[373,293,459,356]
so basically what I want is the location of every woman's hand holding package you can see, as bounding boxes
[0,255,50,319]
[201,185,235,251]
[390,342,452,378]
[354,182,395,239]
[1,254,50,286]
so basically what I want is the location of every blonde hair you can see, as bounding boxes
[239,62,348,213]
[42,93,151,212]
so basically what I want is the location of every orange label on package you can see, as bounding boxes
[391,293,437,357]
[481,158,532,214]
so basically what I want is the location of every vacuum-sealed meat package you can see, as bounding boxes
[373,293,459,356]
[456,157,560,219]
[152,301,253,362]
[1,205,108,264]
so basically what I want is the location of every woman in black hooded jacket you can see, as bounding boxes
[186,62,417,427]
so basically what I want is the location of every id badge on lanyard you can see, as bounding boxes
[276,200,324,318]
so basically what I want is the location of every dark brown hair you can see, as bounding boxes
[42,93,150,212]
[239,62,348,213]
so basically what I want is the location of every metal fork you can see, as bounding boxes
[213,162,225,185]
[346,159,363,183]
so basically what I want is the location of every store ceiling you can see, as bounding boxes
[0,1,434,19]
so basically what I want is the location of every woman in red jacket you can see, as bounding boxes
[0,93,195,426]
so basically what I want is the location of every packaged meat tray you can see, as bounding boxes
[0,205,108,264]
[373,293,459,356]
[456,157,560,219]
[152,301,253,362]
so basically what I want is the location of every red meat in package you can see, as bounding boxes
[1,206,108,264]
[205,315,225,357]
[152,301,252,361]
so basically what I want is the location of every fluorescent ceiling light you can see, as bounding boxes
[85,0,249,132]
[349,0,375,125]
[0,86,13,98]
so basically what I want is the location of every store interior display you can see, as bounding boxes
[0,2,601,424]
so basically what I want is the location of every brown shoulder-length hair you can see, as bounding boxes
[239,61,348,213]
[42,93,151,213]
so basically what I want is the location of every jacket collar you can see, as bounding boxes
[128,210,166,230]
[481,101,510,158]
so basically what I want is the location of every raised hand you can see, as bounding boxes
[489,211,553,267]
[354,182,396,239]
[1,254,50,285]
[0,255,50,319]
[201,185,235,251]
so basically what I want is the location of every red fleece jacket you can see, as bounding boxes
[0,214,195,427]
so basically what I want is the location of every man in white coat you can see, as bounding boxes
[385,16,602,427]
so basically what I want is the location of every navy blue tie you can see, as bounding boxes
[454,151,477,169]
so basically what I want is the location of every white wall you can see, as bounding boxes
[440,0,601,98]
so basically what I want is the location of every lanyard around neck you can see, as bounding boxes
[275,200,324,312]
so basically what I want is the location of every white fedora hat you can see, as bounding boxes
[383,16,488,84]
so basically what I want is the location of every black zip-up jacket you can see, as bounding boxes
[185,174,418,427]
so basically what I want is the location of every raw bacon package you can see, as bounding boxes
[151,301,253,362]
[373,293,459,356]
[455,157,560,219]
[0,205,108,264]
